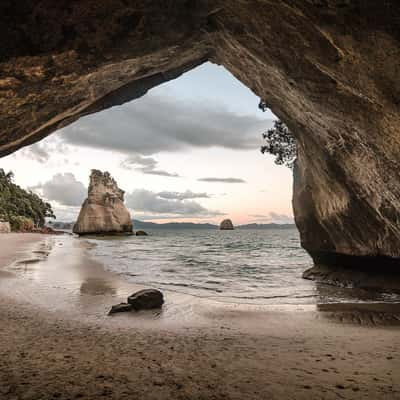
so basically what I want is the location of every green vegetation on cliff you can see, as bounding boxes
[261,119,297,168]
[0,169,55,230]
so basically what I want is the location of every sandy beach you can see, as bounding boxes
[0,233,399,399]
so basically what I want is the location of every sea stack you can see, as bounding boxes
[220,219,234,230]
[73,170,133,235]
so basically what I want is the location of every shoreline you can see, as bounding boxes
[0,233,400,399]
[0,233,320,332]
[0,232,49,272]
[3,232,400,330]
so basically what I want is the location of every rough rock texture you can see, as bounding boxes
[303,264,400,294]
[73,170,133,235]
[220,219,234,230]
[1,1,400,267]
[127,289,164,310]
[0,221,11,233]
[108,303,134,315]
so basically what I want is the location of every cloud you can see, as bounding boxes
[268,212,294,224]
[157,190,210,200]
[22,143,50,163]
[31,173,87,207]
[57,92,272,155]
[50,205,81,222]
[125,189,224,217]
[120,154,179,177]
[197,177,246,183]
[249,212,294,224]
[20,137,70,164]
[134,214,214,221]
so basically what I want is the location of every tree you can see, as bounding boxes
[258,100,269,112]
[261,119,297,168]
[0,169,55,230]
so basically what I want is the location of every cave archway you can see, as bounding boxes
[1,1,400,268]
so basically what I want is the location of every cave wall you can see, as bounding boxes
[1,0,400,267]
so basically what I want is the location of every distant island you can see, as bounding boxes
[51,219,295,230]
[51,219,296,230]
[237,223,295,230]
[50,219,296,231]
[135,220,296,230]
[133,220,217,230]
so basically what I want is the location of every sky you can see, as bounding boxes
[1,62,294,225]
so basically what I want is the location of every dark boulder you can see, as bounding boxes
[127,289,164,310]
[108,303,134,315]
[220,219,234,230]
[136,230,148,236]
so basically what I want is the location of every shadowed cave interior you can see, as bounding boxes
[1,1,400,272]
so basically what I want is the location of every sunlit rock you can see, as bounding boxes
[73,170,133,235]
[220,219,234,230]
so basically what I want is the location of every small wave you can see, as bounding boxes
[83,230,392,306]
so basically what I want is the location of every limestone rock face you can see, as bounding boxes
[220,219,234,230]
[1,2,400,267]
[73,170,133,235]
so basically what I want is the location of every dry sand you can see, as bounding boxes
[0,233,399,399]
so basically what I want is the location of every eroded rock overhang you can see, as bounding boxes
[1,1,400,267]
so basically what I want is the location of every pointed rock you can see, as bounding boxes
[73,170,133,235]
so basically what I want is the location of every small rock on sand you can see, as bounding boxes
[127,289,164,310]
[109,289,164,315]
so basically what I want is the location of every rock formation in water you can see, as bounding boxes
[220,219,234,230]
[1,2,400,268]
[73,170,133,235]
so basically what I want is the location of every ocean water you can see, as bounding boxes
[85,228,400,305]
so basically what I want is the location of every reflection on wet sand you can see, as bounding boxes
[3,234,400,330]
[317,303,400,326]
[304,263,400,295]
[314,277,400,326]
[1,236,131,318]
[80,277,116,296]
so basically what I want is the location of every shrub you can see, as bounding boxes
[0,169,55,231]
[9,215,35,232]
[261,119,297,168]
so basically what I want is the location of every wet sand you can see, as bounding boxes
[0,233,48,272]
[0,233,399,399]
